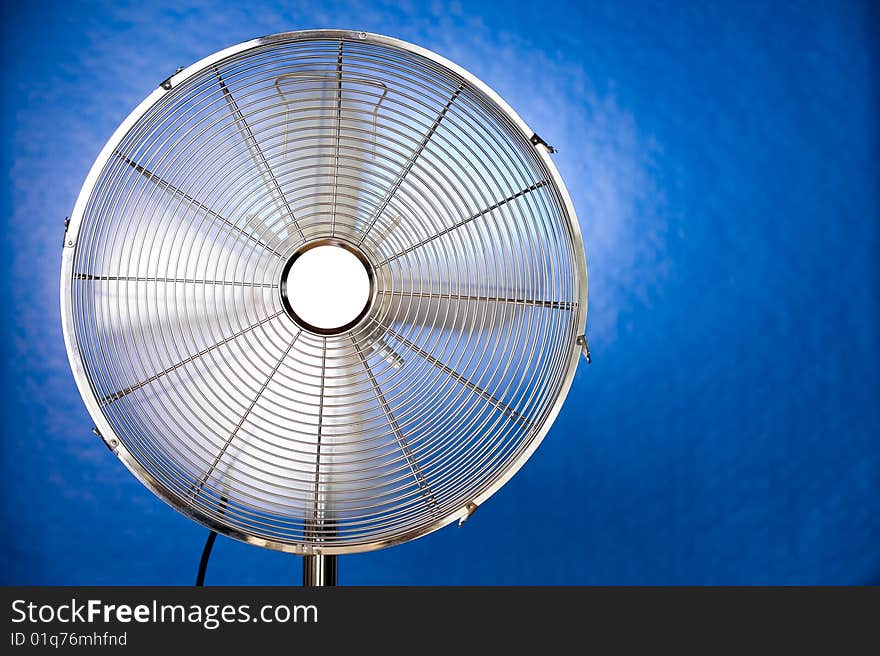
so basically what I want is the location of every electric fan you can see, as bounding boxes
[60,29,589,585]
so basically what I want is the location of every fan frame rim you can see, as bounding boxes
[59,28,589,556]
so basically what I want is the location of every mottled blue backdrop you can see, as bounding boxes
[1,0,878,584]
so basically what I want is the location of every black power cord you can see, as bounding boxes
[195,496,227,586]
[195,531,217,586]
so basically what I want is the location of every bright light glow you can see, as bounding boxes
[286,245,370,330]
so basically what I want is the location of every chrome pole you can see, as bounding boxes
[302,554,337,586]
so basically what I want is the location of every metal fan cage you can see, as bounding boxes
[61,30,588,554]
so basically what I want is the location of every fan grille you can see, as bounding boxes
[62,31,587,553]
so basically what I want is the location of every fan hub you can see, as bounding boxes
[280,239,374,335]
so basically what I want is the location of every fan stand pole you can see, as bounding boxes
[302,554,337,586]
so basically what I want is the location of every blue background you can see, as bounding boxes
[1,0,878,584]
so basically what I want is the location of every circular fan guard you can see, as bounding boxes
[61,30,588,554]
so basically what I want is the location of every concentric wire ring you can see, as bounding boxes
[60,30,588,554]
